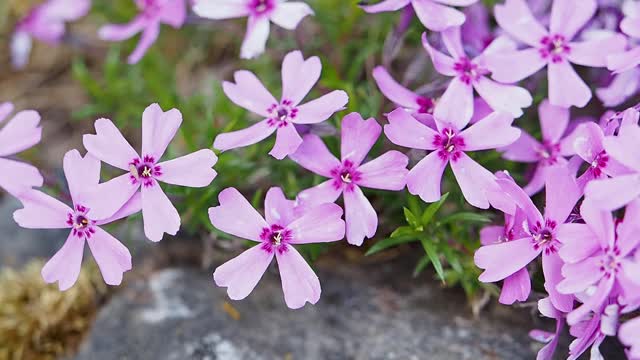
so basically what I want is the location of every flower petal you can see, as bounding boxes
[340,113,381,166]
[240,16,270,59]
[288,203,345,244]
[223,71,277,117]
[296,180,343,207]
[557,223,600,263]
[607,46,640,73]
[269,123,303,160]
[276,246,320,309]
[281,51,321,106]
[127,22,160,64]
[566,276,614,325]
[580,200,615,249]
[141,183,180,242]
[494,0,547,46]
[98,17,146,41]
[434,77,474,131]
[544,165,580,223]
[156,149,217,187]
[473,77,532,118]
[557,257,603,294]
[548,62,591,108]
[357,151,409,190]
[290,134,340,177]
[500,131,541,163]
[63,149,100,205]
[596,67,640,107]
[406,151,447,202]
[83,173,140,221]
[584,175,640,211]
[499,267,531,305]
[13,190,72,229]
[0,110,41,157]
[293,90,349,124]
[214,245,273,300]
[460,111,520,151]
[214,119,276,152]
[0,158,43,196]
[603,124,640,171]
[413,0,466,31]
[360,0,411,12]
[83,118,138,170]
[496,177,544,224]
[87,227,132,286]
[384,108,439,150]
[567,33,627,67]
[192,0,250,19]
[542,252,574,313]
[264,187,297,226]
[480,225,504,246]
[42,232,84,291]
[269,2,314,30]
[549,0,596,40]
[421,32,456,76]
[208,188,268,242]
[372,66,422,109]
[485,49,547,83]
[97,192,143,226]
[538,99,570,144]
[450,153,496,209]
[343,185,377,246]
[141,104,182,160]
[475,237,540,282]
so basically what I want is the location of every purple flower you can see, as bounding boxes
[193,0,313,59]
[460,2,494,54]
[485,0,627,108]
[422,27,533,125]
[291,112,409,246]
[214,50,349,160]
[585,108,640,210]
[620,316,640,359]
[607,0,640,72]
[384,108,520,209]
[500,99,575,196]
[13,150,141,290]
[474,165,580,312]
[11,0,91,69]
[82,103,218,241]
[372,66,435,116]
[0,102,43,196]
[567,302,620,360]
[360,0,479,32]
[557,199,640,325]
[99,0,186,64]
[210,187,345,309]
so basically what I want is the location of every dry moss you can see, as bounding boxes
[0,261,107,360]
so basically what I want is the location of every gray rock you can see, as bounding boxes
[76,255,539,360]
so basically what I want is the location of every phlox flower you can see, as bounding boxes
[485,0,627,108]
[608,0,640,72]
[567,302,621,360]
[557,199,640,324]
[422,27,533,124]
[0,102,43,196]
[210,187,345,309]
[529,297,565,360]
[13,150,141,290]
[596,67,640,107]
[384,108,520,209]
[500,99,576,196]
[372,66,435,116]
[585,108,640,210]
[291,112,409,246]
[11,0,90,69]
[193,0,313,59]
[82,103,218,241]
[474,165,580,313]
[460,2,494,54]
[99,0,186,64]
[360,0,479,32]
[214,50,349,160]
[620,316,640,359]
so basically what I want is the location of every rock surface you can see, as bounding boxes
[76,253,542,360]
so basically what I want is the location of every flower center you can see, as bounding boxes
[539,34,571,63]
[249,0,274,15]
[330,160,362,191]
[599,247,622,276]
[453,57,486,85]
[267,100,298,127]
[537,141,560,165]
[139,0,163,17]
[528,219,559,254]
[433,128,465,161]
[129,156,162,187]
[416,97,434,114]
[590,151,609,178]
[260,224,292,254]
[66,204,96,239]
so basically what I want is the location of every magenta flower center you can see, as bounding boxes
[539,34,571,63]
[453,57,486,85]
[529,219,559,254]
[416,96,434,114]
[599,246,622,277]
[138,0,163,17]
[66,204,97,239]
[330,160,362,191]
[589,151,609,178]
[129,155,162,187]
[536,141,561,165]
[249,0,275,15]
[260,224,292,254]
[267,100,298,127]
[433,128,465,162]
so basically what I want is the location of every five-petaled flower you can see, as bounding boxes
[291,112,409,245]
[99,0,187,64]
[82,103,218,242]
[13,150,141,290]
[214,50,349,160]
[193,0,314,59]
[209,187,345,309]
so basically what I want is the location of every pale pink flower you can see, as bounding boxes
[0,102,43,196]
[82,103,218,241]
[485,0,627,108]
[99,0,186,64]
[13,150,141,290]
[567,302,621,360]
[214,50,349,160]
[210,187,345,309]
[11,0,91,69]
[422,28,532,124]
[361,0,479,32]
[291,113,409,246]
[193,0,313,59]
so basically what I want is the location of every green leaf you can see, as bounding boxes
[412,254,431,278]
[365,235,419,256]
[403,207,420,229]
[390,226,415,238]
[439,212,491,225]
[420,237,445,283]
[421,192,449,226]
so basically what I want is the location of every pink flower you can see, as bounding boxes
[291,112,409,246]
[567,302,620,360]
[422,27,532,124]
[557,200,640,325]
[0,102,43,196]
[372,66,435,116]
[210,187,345,309]
[485,0,627,108]
[474,165,580,313]
[360,0,479,32]
[99,0,186,64]
[193,0,313,59]
[13,150,141,290]
[384,108,520,209]
[529,297,565,360]
[11,0,91,69]
[82,103,218,241]
[500,99,575,195]
[214,50,349,160]
[596,67,640,107]
[620,316,640,359]
[585,108,640,210]
[607,0,640,72]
